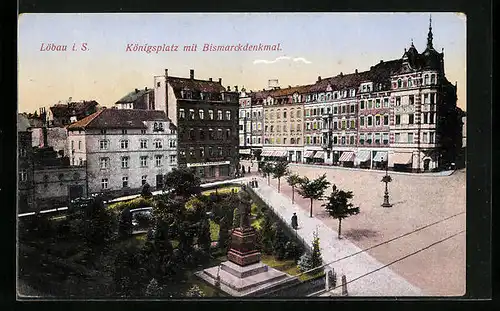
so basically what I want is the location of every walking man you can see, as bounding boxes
[291,212,298,230]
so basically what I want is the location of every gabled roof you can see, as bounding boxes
[167,77,226,93]
[67,108,168,130]
[50,100,99,118]
[116,88,153,104]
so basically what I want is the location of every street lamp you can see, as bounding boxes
[381,165,393,207]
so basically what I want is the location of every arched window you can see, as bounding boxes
[397,79,402,88]
[291,138,296,144]
[424,74,429,85]
[408,77,412,87]
[430,74,436,84]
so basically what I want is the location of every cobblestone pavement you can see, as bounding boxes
[261,165,466,296]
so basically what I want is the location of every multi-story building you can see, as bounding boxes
[238,87,253,160]
[49,100,99,126]
[32,147,87,209]
[259,86,307,163]
[115,87,155,110]
[18,114,35,212]
[241,18,461,172]
[248,91,264,158]
[153,69,239,181]
[67,108,177,196]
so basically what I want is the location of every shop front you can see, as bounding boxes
[338,151,355,167]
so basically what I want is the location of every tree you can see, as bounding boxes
[286,173,305,204]
[141,182,152,198]
[259,211,275,254]
[118,207,133,238]
[145,278,163,297]
[164,168,201,199]
[310,230,323,271]
[218,215,232,253]
[197,218,212,255]
[84,196,115,246]
[261,162,274,185]
[322,184,359,239]
[297,252,312,272]
[272,226,288,260]
[272,160,289,192]
[297,174,331,218]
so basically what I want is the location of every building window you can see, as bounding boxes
[431,74,436,84]
[430,93,436,104]
[121,156,129,168]
[350,120,355,129]
[157,81,161,88]
[122,177,129,188]
[226,110,231,120]
[141,129,146,134]
[71,140,74,150]
[341,106,346,114]
[396,97,401,106]
[154,139,163,149]
[101,178,108,190]
[101,129,106,134]
[422,112,428,124]
[383,115,389,125]
[429,132,435,143]
[199,147,205,157]
[155,155,162,167]
[395,133,400,143]
[170,155,176,163]
[179,109,185,120]
[383,133,389,145]
[408,77,412,87]
[409,95,415,105]
[375,115,381,126]
[19,148,26,157]
[217,110,223,120]
[189,148,195,157]
[218,147,223,156]
[429,113,435,124]
[375,99,381,108]
[99,140,109,150]
[409,114,414,124]
[189,109,195,120]
[120,139,129,149]
[407,133,414,143]
[359,117,365,127]
[424,75,429,85]
[350,105,355,113]
[217,129,223,139]
[99,157,109,169]
[122,129,128,135]
[366,134,372,145]
[359,134,365,145]
[383,98,389,108]
[397,79,402,88]
[375,133,381,145]
[19,170,27,182]
[189,129,195,140]
[423,132,428,143]
[367,116,373,127]
[140,139,147,149]
[140,156,148,167]
[395,115,401,125]
[78,141,81,150]
[349,136,355,145]
[198,109,204,120]
[142,175,147,185]
[209,110,214,120]
[226,129,231,139]
[341,120,346,129]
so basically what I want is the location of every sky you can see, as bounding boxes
[18,13,466,113]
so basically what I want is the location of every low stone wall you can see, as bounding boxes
[255,273,326,297]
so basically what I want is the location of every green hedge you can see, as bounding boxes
[107,197,154,213]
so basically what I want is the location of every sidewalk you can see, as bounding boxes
[290,163,456,177]
[253,177,424,296]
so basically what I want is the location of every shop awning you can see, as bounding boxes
[373,151,388,162]
[261,150,273,157]
[313,151,325,159]
[239,149,251,155]
[356,150,371,162]
[392,152,413,165]
[273,150,288,157]
[339,151,355,162]
[304,150,316,158]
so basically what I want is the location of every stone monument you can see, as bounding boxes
[196,186,294,296]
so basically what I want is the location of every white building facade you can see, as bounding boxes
[67,109,177,196]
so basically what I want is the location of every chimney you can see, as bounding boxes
[340,72,343,77]
[135,88,139,93]
[164,69,168,77]
[42,127,48,148]
[317,76,322,82]
[235,86,238,92]
[218,78,222,84]
[145,87,148,91]
[227,86,231,91]
[190,69,194,79]
[380,60,383,63]
[209,78,213,82]
[355,69,358,74]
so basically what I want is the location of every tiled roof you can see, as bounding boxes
[167,77,226,93]
[50,100,99,118]
[116,88,153,103]
[67,108,168,130]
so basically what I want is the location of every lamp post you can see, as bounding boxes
[381,165,393,207]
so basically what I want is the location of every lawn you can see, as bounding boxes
[201,186,241,196]
[261,254,324,282]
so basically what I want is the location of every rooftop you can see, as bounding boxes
[116,88,153,104]
[67,108,169,130]
[50,100,99,118]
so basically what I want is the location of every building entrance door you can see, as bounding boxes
[424,159,430,171]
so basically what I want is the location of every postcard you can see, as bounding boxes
[17,12,467,299]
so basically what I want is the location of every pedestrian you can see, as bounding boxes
[291,212,298,229]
